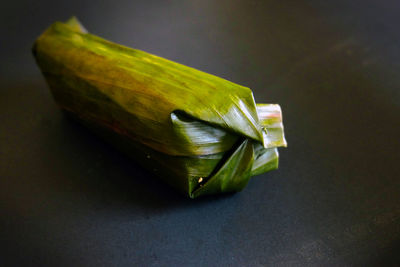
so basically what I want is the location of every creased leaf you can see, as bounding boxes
[33,17,287,197]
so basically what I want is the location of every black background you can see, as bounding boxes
[1,0,399,266]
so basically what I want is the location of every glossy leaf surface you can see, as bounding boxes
[33,17,287,197]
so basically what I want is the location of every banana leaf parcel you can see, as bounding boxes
[32,17,287,198]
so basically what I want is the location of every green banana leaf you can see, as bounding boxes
[33,17,287,198]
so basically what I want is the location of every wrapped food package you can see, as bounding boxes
[32,17,287,198]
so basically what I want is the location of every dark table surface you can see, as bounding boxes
[1,1,399,266]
